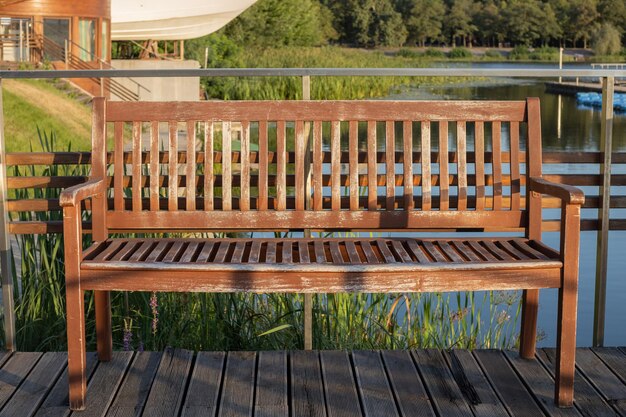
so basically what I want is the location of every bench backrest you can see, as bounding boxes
[91,98,542,233]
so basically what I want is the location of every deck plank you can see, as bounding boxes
[473,350,545,417]
[320,351,362,417]
[143,348,193,417]
[34,353,98,417]
[70,351,133,417]
[181,351,225,417]
[380,350,435,417]
[504,350,581,417]
[291,350,326,417]
[255,351,288,417]
[0,352,43,409]
[10,348,626,417]
[218,351,256,417]
[537,349,617,417]
[0,352,66,417]
[106,352,162,417]
[411,349,472,417]
[0,352,12,369]
[572,348,626,401]
[445,350,509,417]
[353,351,398,417]
[592,347,626,385]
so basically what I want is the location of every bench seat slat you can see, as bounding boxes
[82,237,558,269]
[451,241,482,262]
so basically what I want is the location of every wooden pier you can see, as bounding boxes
[545,81,626,96]
[1,347,625,416]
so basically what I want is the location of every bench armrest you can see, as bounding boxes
[529,177,585,206]
[60,178,105,208]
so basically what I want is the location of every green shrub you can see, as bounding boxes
[423,47,446,58]
[484,49,503,59]
[448,47,473,59]
[592,23,622,56]
[509,45,530,60]
[529,46,559,61]
[396,48,421,58]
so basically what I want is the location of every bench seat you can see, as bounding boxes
[61,98,583,409]
[79,238,563,293]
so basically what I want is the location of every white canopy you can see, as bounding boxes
[111,0,257,40]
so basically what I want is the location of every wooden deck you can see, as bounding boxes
[0,348,625,417]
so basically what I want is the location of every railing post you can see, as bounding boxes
[99,60,104,97]
[593,76,614,347]
[558,47,563,84]
[302,75,313,350]
[0,79,16,351]
[64,39,69,69]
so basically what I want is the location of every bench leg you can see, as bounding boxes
[95,290,112,361]
[66,283,87,410]
[555,272,578,407]
[519,289,539,359]
[554,203,580,407]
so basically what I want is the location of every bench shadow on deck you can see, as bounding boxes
[1,347,625,417]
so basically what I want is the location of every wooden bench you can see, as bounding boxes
[60,97,583,410]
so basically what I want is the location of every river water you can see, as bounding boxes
[387,62,626,347]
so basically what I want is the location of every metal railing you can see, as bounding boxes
[0,67,625,352]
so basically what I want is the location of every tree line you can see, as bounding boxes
[222,0,625,52]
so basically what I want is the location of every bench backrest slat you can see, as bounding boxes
[93,99,540,232]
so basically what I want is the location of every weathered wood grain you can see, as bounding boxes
[353,351,399,417]
[537,348,617,417]
[445,350,508,417]
[34,353,98,417]
[381,350,435,417]
[473,350,544,417]
[70,351,133,417]
[291,350,326,417]
[411,350,472,417]
[142,348,193,417]
[106,352,162,417]
[0,352,66,417]
[0,352,43,409]
[218,352,256,417]
[320,351,361,417]
[504,350,581,417]
[255,351,288,417]
[181,352,225,417]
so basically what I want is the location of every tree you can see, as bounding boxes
[333,0,406,47]
[565,0,600,48]
[592,22,622,55]
[405,0,446,46]
[444,0,478,47]
[224,0,333,47]
[598,0,626,33]
[504,1,561,47]
[474,1,505,47]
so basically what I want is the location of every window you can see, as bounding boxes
[43,18,69,61]
[101,20,108,60]
[78,18,95,61]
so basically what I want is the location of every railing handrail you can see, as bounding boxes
[2,68,626,79]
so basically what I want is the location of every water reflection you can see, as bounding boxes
[390,81,626,152]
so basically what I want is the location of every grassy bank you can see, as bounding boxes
[203,46,477,100]
[2,79,92,152]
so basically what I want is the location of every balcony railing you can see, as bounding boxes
[0,67,625,352]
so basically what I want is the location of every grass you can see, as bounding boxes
[2,79,92,152]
